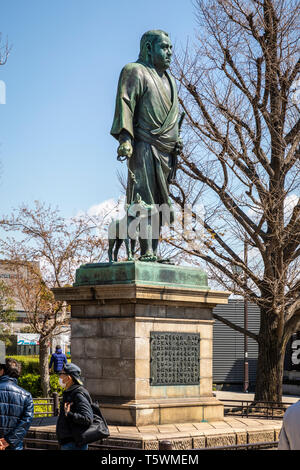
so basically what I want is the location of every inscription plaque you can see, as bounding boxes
[150,332,200,386]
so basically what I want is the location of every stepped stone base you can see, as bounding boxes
[100,397,224,426]
[53,261,230,426]
[28,416,282,450]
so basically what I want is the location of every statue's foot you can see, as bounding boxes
[139,253,157,262]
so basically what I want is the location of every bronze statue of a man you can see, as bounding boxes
[111,30,182,262]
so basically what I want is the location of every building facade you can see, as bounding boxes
[213,299,259,390]
[213,299,299,395]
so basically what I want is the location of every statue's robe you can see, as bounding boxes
[111,61,179,221]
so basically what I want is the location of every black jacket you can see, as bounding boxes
[56,384,93,446]
[0,375,34,449]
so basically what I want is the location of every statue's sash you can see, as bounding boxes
[145,66,178,137]
[136,61,178,138]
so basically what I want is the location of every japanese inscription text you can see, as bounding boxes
[150,332,200,386]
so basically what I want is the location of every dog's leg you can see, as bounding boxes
[125,238,133,261]
[108,239,115,263]
[131,238,136,258]
[113,238,123,262]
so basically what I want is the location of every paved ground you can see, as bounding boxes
[105,415,283,437]
[30,391,297,449]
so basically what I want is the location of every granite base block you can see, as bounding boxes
[100,398,224,426]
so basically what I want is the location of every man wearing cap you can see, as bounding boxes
[0,357,34,450]
[56,363,93,450]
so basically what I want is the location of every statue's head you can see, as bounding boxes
[138,30,172,72]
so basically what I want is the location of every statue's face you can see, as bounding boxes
[151,35,172,72]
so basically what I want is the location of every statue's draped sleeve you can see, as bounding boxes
[110,63,143,141]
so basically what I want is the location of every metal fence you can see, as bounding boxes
[222,399,292,419]
[33,392,60,418]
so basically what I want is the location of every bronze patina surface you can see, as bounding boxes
[74,261,209,290]
[111,30,183,262]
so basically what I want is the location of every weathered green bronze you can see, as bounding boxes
[111,30,182,263]
[74,260,209,290]
[150,332,200,386]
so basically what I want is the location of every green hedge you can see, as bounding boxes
[18,373,62,398]
[7,354,71,375]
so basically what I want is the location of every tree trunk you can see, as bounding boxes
[39,336,50,397]
[254,312,287,403]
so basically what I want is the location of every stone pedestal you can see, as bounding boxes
[53,262,230,426]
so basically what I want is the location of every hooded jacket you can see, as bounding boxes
[49,348,68,372]
[0,375,34,449]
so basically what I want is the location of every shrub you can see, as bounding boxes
[18,373,63,398]
[49,373,61,395]
[18,373,42,397]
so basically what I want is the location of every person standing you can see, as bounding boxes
[0,358,34,450]
[49,345,68,373]
[56,363,93,450]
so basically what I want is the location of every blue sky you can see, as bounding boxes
[0,0,197,219]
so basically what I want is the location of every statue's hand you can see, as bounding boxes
[117,141,133,161]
